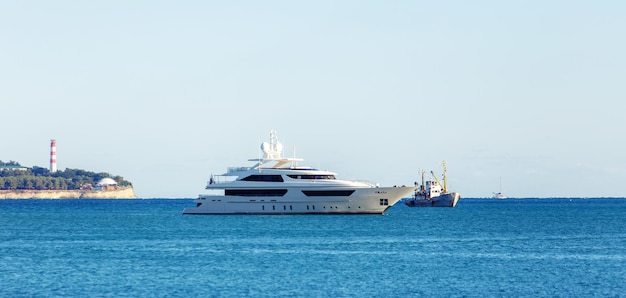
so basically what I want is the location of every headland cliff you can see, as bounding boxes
[1,160,136,199]
[0,187,137,199]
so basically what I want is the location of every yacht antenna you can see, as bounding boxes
[267,129,282,159]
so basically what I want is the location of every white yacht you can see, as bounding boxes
[183,130,415,215]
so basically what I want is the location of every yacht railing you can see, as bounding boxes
[227,167,250,173]
[355,180,378,187]
[207,175,237,186]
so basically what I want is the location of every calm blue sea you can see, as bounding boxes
[1,198,625,297]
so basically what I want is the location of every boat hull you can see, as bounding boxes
[405,192,460,208]
[183,186,415,215]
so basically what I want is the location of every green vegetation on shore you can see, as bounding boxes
[0,160,132,190]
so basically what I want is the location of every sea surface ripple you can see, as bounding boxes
[1,198,625,297]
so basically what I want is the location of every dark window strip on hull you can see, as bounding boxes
[225,189,288,196]
[301,190,355,197]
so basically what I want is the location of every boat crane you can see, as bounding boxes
[430,161,449,193]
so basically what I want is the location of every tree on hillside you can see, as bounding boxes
[0,160,21,166]
[0,162,132,190]
[31,166,50,176]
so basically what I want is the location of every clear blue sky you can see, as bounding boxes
[2,1,624,198]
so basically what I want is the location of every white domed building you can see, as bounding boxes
[96,178,118,188]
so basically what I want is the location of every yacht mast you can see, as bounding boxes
[442,160,448,193]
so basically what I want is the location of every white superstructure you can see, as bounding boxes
[183,130,415,215]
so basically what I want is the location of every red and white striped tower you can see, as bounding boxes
[50,139,57,173]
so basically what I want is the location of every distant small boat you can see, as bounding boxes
[492,192,507,199]
[405,161,460,208]
[492,176,507,199]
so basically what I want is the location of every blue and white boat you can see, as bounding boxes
[404,161,461,207]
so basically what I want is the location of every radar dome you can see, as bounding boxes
[261,142,270,153]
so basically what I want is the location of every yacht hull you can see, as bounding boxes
[183,186,415,215]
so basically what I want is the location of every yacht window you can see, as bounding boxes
[287,175,336,180]
[241,175,284,182]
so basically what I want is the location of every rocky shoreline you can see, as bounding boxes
[0,187,137,199]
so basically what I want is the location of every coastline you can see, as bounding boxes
[0,187,137,199]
